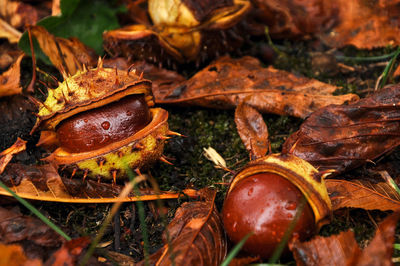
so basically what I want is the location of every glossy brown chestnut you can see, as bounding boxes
[222,172,316,259]
[56,94,151,153]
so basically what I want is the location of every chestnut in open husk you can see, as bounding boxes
[222,153,332,259]
[31,59,177,182]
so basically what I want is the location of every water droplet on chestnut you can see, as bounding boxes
[222,172,316,259]
[101,121,110,130]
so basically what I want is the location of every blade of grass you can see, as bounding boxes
[0,180,71,241]
[220,232,253,266]
[379,47,400,89]
[394,243,400,250]
[80,174,146,266]
[336,52,397,62]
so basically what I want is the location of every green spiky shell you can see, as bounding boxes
[33,60,153,132]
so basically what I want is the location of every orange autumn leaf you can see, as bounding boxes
[290,212,399,266]
[0,163,198,203]
[0,137,26,174]
[254,0,400,49]
[154,56,359,118]
[235,101,269,159]
[0,53,23,97]
[326,179,400,211]
[0,243,42,266]
[29,25,97,76]
[138,189,227,265]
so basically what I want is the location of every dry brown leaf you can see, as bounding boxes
[235,101,269,159]
[251,0,337,39]
[0,18,21,43]
[154,56,358,118]
[138,189,227,265]
[44,237,91,266]
[283,85,400,174]
[321,0,400,49]
[0,163,198,203]
[0,53,24,97]
[0,137,26,174]
[0,0,39,30]
[0,243,42,266]
[253,0,400,49]
[30,25,97,76]
[290,212,399,266]
[326,179,400,211]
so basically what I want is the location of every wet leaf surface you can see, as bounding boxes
[154,56,359,118]
[235,101,269,159]
[283,86,400,173]
[290,212,400,266]
[326,179,400,211]
[138,189,227,265]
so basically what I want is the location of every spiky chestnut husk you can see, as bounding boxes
[222,153,332,259]
[103,0,251,66]
[32,59,172,181]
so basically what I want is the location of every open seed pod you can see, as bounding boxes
[31,59,174,182]
[103,0,251,65]
[222,153,332,259]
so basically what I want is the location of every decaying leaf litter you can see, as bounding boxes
[2,0,400,264]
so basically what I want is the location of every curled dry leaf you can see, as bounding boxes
[235,101,269,159]
[154,56,358,118]
[290,212,400,266]
[29,25,97,76]
[0,163,198,203]
[0,0,41,30]
[139,189,227,266]
[0,53,23,97]
[283,86,400,174]
[0,137,26,174]
[326,179,400,211]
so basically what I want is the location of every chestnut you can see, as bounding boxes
[222,154,332,259]
[56,94,151,153]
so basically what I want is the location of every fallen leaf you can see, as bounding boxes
[0,0,41,30]
[138,189,227,265]
[290,212,399,266]
[0,243,42,266]
[154,56,358,118]
[321,0,400,49]
[0,18,21,43]
[283,85,400,173]
[29,25,97,76]
[0,53,24,97]
[235,101,269,159]
[0,163,198,203]
[326,179,400,211]
[0,205,64,262]
[251,0,338,39]
[44,237,91,266]
[0,137,26,174]
[253,0,400,49]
